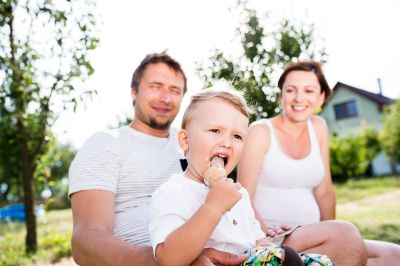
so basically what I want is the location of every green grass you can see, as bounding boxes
[334,176,400,244]
[1,177,399,265]
[0,209,73,266]
[334,176,400,204]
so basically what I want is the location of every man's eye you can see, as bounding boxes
[170,87,182,95]
[150,83,161,89]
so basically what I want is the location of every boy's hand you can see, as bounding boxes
[205,178,242,215]
[266,224,292,237]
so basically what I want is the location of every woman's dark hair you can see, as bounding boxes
[131,51,187,94]
[278,61,331,101]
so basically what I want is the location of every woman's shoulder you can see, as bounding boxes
[310,116,329,138]
[245,119,273,151]
[249,119,271,134]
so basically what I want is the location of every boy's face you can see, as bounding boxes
[178,98,249,183]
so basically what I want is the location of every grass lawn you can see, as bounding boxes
[0,209,73,266]
[0,176,399,265]
[335,176,400,244]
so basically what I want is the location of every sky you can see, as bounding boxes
[53,0,400,148]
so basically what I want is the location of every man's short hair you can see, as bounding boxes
[131,51,187,94]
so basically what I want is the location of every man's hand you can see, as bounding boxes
[191,248,248,266]
[256,237,275,247]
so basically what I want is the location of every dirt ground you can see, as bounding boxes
[28,257,77,266]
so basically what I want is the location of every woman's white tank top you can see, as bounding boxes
[254,118,325,227]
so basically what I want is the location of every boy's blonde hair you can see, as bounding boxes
[181,88,251,129]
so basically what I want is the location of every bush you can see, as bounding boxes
[0,233,30,266]
[46,190,70,210]
[330,128,380,182]
[41,230,72,261]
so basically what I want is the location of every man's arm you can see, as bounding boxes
[192,249,248,266]
[71,190,156,266]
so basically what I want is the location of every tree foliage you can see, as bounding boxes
[197,1,327,121]
[0,0,98,252]
[380,99,400,175]
[330,128,381,182]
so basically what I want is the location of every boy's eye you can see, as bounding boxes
[209,129,220,133]
[234,134,243,140]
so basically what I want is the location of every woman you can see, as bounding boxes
[237,61,400,265]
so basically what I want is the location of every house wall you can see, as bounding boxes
[371,151,395,176]
[321,87,383,136]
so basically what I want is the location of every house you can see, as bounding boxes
[320,81,399,176]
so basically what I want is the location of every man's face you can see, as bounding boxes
[132,62,185,133]
[179,98,249,183]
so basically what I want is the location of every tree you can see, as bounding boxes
[380,99,400,175]
[0,0,98,252]
[197,1,327,121]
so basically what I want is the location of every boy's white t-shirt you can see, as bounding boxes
[150,173,266,255]
[69,126,184,245]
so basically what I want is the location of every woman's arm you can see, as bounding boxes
[312,116,336,220]
[237,122,271,232]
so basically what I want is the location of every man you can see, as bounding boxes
[69,52,246,265]
[69,52,367,265]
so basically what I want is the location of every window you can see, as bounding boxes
[334,100,358,120]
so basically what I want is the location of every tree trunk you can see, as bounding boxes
[17,119,37,253]
[22,162,37,253]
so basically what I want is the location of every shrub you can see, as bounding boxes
[330,128,380,182]
[41,230,72,262]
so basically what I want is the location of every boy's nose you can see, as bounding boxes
[220,135,232,148]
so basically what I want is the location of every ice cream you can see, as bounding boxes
[204,156,226,187]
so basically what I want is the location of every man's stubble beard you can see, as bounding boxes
[148,117,173,130]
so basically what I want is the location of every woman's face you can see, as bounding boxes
[281,70,325,122]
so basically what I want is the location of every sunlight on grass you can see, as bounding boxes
[337,189,400,244]
[0,209,73,266]
[334,176,400,204]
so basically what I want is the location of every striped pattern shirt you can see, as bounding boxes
[69,126,184,245]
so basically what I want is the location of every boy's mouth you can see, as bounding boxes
[210,154,227,168]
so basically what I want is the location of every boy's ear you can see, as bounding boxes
[178,129,189,152]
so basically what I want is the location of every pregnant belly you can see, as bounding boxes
[254,187,320,227]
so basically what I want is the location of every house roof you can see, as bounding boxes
[330,82,394,107]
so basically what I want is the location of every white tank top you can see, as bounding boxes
[254,118,325,227]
